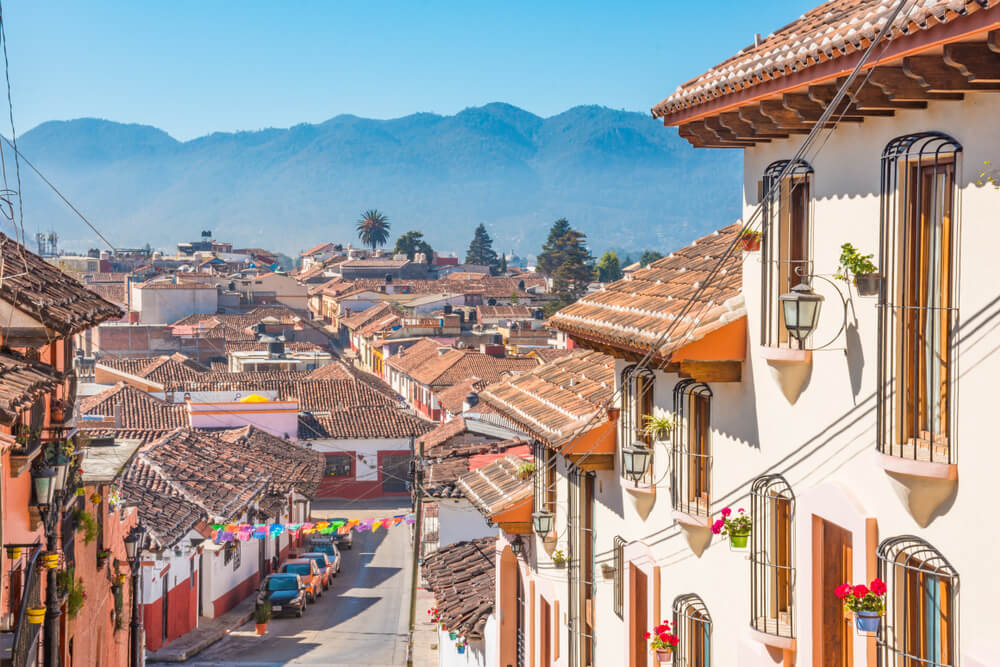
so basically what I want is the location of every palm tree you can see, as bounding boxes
[356,209,391,252]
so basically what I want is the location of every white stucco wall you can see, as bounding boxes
[306,437,411,481]
[132,285,219,324]
[437,500,497,548]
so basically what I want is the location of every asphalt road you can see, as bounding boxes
[181,502,412,666]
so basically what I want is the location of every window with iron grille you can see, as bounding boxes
[878,132,961,465]
[621,365,655,484]
[749,474,795,640]
[233,541,241,571]
[325,454,353,477]
[672,594,711,667]
[761,159,814,347]
[877,536,958,666]
[670,380,712,517]
[532,441,556,519]
[613,536,625,619]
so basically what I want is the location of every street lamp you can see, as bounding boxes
[125,525,147,667]
[510,536,525,557]
[31,465,56,507]
[621,442,652,482]
[532,511,554,536]
[779,282,825,348]
[32,453,68,667]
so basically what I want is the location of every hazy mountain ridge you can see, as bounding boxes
[14,103,741,256]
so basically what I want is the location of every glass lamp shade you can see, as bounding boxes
[532,511,554,536]
[780,283,824,346]
[51,454,70,494]
[123,529,140,560]
[510,537,524,556]
[32,465,56,506]
[621,443,652,482]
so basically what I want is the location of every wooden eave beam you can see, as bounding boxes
[837,77,928,110]
[678,360,742,383]
[739,106,809,135]
[758,99,816,130]
[781,93,864,123]
[807,84,895,116]
[943,41,1000,82]
[867,66,964,101]
[718,110,788,140]
[902,54,1000,91]
[679,120,754,148]
[703,116,769,144]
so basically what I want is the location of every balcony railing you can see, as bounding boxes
[1,547,43,667]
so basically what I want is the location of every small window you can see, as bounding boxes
[233,542,241,571]
[671,380,712,517]
[621,365,655,484]
[749,474,795,639]
[613,536,625,619]
[761,159,813,347]
[325,454,353,477]
[672,594,711,667]
[878,132,961,464]
[877,536,958,666]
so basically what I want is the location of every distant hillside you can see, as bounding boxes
[12,104,741,257]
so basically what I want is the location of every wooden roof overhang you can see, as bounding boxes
[564,316,747,383]
[559,419,617,471]
[489,496,534,535]
[660,20,1000,148]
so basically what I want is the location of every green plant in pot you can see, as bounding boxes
[74,509,99,545]
[516,461,536,480]
[254,601,272,635]
[642,414,675,442]
[835,578,886,633]
[711,507,752,548]
[551,549,568,567]
[836,243,880,296]
[740,229,762,251]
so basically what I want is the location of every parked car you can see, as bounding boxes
[280,559,322,602]
[306,537,341,563]
[328,518,353,549]
[257,573,308,617]
[302,550,340,589]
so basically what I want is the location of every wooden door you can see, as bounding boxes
[629,565,648,667]
[539,597,551,667]
[813,517,853,667]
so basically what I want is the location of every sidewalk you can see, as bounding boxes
[411,583,439,667]
[146,595,256,663]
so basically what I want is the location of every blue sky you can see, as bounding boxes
[5,1,816,141]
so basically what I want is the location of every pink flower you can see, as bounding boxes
[834,584,852,600]
[853,584,869,599]
[720,507,731,518]
[654,624,667,634]
[737,508,745,513]
[711,519,724,535]
[870,578,887,596]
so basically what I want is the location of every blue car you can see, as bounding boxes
[257,573,308,617]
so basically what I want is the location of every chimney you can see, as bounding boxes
[462,392,479,413]
[754,32,761,48]
[437,347,450,356]
[113,403,122,428]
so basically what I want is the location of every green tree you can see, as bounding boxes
[393,230,433,264]
[498,252,507,274]
[596,250,622,283]
[539,222,594,315]
[465,223,500,273]
[536,218,572,277]
[639,250,664,267]
[356,209,391,252]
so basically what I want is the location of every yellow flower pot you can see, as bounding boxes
[6,547,22,559]
[42,553,59,569]
[27,607,45,624]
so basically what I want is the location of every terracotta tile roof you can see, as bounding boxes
[170,306,303,329]
[78,382,188,429]
[457,454,532,517]
[358,312,402,338]
[390,341,537,389]
[85,283,127,305]
[96,353,212,384]
[138,279,216,290]
[0,234,124,335]
[78,428,172,445]
[652,0,997,119]
[0,352,63,424]
[341,302,399,331]
[476,305,535,320]
[421,418,530,498]
[223,340,325,354]
[217,426,325,500]
[433,378,486,417]
[300,242,337,257]
[385,338,448,375]
[478,350,614,446]
[81,272,130,284]
[305,362,356,380]
[422,537,497,638]
[96,357,154,377]
[298,405,433,440]
[529,348,575,364]
[444,271,489,280]
[550,223,745,361]
[341,258,409,268]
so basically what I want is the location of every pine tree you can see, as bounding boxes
[639,250,664,267]
[597,250,622,283]
[393,231,433,264]
[537,218,572,277]
[539,223,594,315]
[465,224,500,273]
[498,252,507,274]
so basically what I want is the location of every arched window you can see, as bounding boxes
[621,364,655,483]
[672,594,711,667]
[877,536,958,666]
[749,474,795,639]
[671,380,712,517]
[878,132,961,465]
[760,159,814,347]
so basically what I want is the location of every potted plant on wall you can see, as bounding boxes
[456,637,467,654]
[516,461,536,480]
[254,600,272,635]
[836,243,881,296]
[645,619,679,663]
[96,549,111,568]
[643,414,674,442]
[551,549,568,568]
[711,507,752,548]
[740,229,762,252]
[835,578,886,633]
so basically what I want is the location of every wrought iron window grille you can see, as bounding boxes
[749,474,795,639]
[877,132,962,466]
[621,365,655,485]
[761,159,815,348]
[672,593,712,667]
[613,536,625,619]
[876,536,958,666]
[671,380,712,517]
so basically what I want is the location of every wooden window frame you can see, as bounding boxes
[673,594,712,667]
[750,474,796,639]
[671,380,712,517]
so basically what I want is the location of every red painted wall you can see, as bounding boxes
[212,571,260,618]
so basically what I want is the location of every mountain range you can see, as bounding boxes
[11,103,742,258]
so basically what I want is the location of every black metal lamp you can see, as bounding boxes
[532,510,554,536]
[621,442,652,482]
[779,283,824,348]
[51,454,69,494]
[510,536,525,557]
[123,527,141,561]
[32,465,56,506]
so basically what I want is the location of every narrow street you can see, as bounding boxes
[171,501,412,666]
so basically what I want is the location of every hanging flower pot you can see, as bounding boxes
[27,607,45,624]
[89,492,102,505]
[551,549,567,568]
[456,638,467,654]
[852,273,881,297]
[834,578,886,634]
[654,648,673,664]
[740,230,762,252]
[457,645,466,654]
[6,546,22,560]
[711,507,752,550]
[646,619,678,663]
[449,631,458,640]
[41,552,59,569]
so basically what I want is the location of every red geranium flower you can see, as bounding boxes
[720,507,731,518]
[853,584,869,599]
[644,632,651,640]
[834,583,852,600]
[870,578,887,596]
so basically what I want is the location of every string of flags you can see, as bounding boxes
[210,514,416,543]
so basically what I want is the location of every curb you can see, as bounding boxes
[146,608,254,663]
